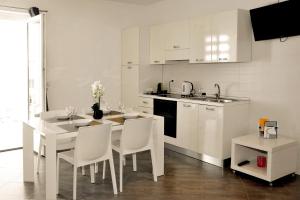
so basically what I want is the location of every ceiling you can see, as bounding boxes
[105,0,164,5]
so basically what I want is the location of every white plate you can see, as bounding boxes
[124,112,139,119]
[74,119,92,127]
[56,115,70,120]
[102,109,111,114]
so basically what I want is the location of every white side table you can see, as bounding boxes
[231,134,298,186]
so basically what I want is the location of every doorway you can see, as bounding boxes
[0,10,45,152]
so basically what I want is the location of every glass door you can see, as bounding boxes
[27,14,46,120]
[0,11,28,151]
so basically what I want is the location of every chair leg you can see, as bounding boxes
[90,164,95,184]
[102,160,106,180]
[150,149,157,182]
[119,154,123,192]
[36,138,43,174]
[132,153,137,172]
[56,156,60,195]
[81,166,85,176]
[95,163,98,174]
[109,157,118,195]
[73,166,77,200]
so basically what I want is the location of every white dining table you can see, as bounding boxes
[22,111,164,200]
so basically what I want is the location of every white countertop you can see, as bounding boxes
[232,134,297,152]
[139,94,250,107]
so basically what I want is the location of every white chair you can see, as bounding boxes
[57,124,118,200]
[36,110,75,174]
[106,117,157,192]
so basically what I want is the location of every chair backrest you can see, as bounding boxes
[121,118,153,151]
[75,124,112,163]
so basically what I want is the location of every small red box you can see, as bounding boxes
[257,156,267,168]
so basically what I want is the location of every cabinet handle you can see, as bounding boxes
[206,107,215,111]
[127,66,132,69]
[183,104,192,108]
[219,58,228,61]
[154,60,160,63]
[127,61,132,64]
[142,111,148,114]
[195,58,204,62]
[142,101,148,104]
[173,45,180,49]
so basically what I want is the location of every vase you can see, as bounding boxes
[93,108,103,120]
[91,101,103,120]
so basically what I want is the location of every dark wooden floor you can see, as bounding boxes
[0,149,299,200]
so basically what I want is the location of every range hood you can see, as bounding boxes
[165,48,190,61]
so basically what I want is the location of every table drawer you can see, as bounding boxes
[138,97,153,108]
[138,106,153,114]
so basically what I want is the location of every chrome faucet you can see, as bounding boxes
[214,83,221,99]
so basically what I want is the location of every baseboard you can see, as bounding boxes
[165,143,224,167]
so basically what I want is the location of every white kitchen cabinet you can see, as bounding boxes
[121,65,139,108]
[137,97,153,114]
[189,9,252,63]
[122,27,140,66]
[198,105,223,159]
[189,15,212,63]
[164,20,190,61]
[138,106,153,115]
[177,102,199,152]
[150,25,165,65]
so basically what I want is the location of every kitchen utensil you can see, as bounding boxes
[181,81,194,96]
[124,112,139,119]
[73,119,92,127]
[157,83,162,94]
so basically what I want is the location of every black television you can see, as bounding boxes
[250,0,300,41]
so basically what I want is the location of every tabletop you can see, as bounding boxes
[25,111,143,139]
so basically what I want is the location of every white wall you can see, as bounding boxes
[140,0,300,173]
[0,0,145,110]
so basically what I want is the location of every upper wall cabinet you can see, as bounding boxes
[189,9,252,63]
[164,20,190,61]
[122,27,140,66]
[189,15,212,63]
[150,25,166,65]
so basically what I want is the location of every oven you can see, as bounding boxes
[153,99,177,138]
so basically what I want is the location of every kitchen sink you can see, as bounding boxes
[149,93,239,103]
[188,96,238,103]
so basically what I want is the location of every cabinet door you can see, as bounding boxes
[164,20,190,50]
[122,27,140,65]
[177,102,199,152]
[198,105,223,159]
[150,25,165,65]
[212,10,238,62]
[121,65,139,108]
[138,106,153,115]
[189,16,212,63]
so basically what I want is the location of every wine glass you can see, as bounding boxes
[118,102,125,113]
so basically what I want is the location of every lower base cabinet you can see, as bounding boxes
[176,102,249,164]
[198,105,223,159]
[177,102,199,152]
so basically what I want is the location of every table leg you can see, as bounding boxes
[45,133,57,200]
[23,122,34,182]
[153,116,164,176]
